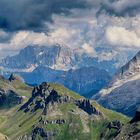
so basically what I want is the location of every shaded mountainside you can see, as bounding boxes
[19,66,110,98]
[0,74,32,109]
[0,74,32,140]
[0,81,129,140]
[93,51,140,116]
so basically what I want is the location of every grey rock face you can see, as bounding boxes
[1,44,118,73]
[76,99,101,115]
[1,45,75,70]
[94,51,140,116]
[116,51,140,80]
[108,120,123,130]
[32,127,57,140]
[40,119,66,125]
[95,79,140,116]
[20,82,101,116]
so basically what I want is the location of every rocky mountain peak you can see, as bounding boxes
[20,82,102,116]
[116,51,140,80]
[1,44,75,71]
[9,73,16,82]
[8,73,24,82]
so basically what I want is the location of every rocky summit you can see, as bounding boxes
[19,82,101,116]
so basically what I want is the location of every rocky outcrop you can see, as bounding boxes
[39,118,66,125]
[20,82,101,115]
[9,73,16,82]
[18,135,31,140]
[8,73,24,82]
[108,120,123,130]
[20,82,102,117]
[19,82,73,114]
[0,89,23,107]
[76,99,101,115]
[32,127,57,140]
[115,109,140,140]
[18,126,58,140]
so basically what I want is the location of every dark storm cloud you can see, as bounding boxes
[0,0,89,32]
[0,0,140,32]
[99,0,140,17]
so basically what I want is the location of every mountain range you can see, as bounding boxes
[0,44,111,97]
[1,43,140,118]
[0,61,140,139]
[1,44,121,73]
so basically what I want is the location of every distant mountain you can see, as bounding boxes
[0,80,129,140]
[1,44,119,73]
[1,44,76,71]
[17,66,110,97]
[93,51,140,116]
[0,44,111,97]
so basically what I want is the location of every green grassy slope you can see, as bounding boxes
[0,75,33,133]
[0,83,129,140]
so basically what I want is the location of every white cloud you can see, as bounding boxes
[0,31,50,50]
[106,26,140,48]
[102,0,140,16]
[82,43,97,57]
[0,10,140,69]
[98,52,116,62]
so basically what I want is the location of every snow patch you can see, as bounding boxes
[100,72,140,96]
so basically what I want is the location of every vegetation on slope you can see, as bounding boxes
[0,82,129,140]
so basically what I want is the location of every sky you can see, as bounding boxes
[0,0,140,68]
